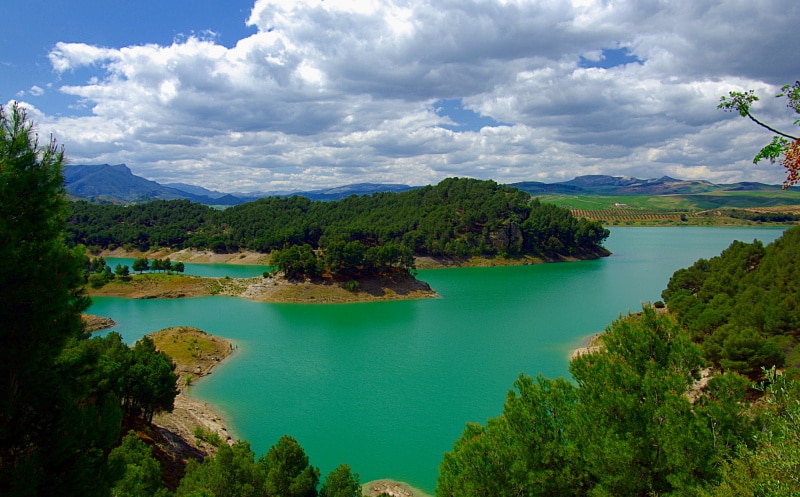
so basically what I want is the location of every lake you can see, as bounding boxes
[89,226,787,493]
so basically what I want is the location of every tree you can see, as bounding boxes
[114,263,131,279]
[0,102,113,495]
[719,81,800,188]
[569,307,748,495]
[261,435,319,497]
[133,257,150,273]
[177,441,267,497]
[437,375,585,497]
[126,336,178,424]
[108,431,168,497]
[319,464,360,497]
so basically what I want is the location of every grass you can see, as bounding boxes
[148,326,232,384]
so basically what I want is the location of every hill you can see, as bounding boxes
[64,164,416,205]
[508,175,783,196]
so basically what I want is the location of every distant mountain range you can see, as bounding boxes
[64,164,782,206]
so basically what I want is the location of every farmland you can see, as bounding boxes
[534,191,800,226]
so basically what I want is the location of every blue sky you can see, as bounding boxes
[3,0,799,192]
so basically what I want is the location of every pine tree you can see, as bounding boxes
[0,103,109,496]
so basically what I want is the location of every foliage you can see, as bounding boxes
[261,435,320,497]
[176,435,321,497]
[318,464,360,497]
[126,336,179,423]
[66,178,610,281]
[437,306,754,497]
[662,226,800,377]
[0,102,116,496]
[701,368,800,496]
[177,441,267,497]
[108,431,169,497]
[719,81,800,188]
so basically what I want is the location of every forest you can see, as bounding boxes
[66,178,611,279]
[4,103,800,496]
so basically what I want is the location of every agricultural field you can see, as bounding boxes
[536,191,800,226]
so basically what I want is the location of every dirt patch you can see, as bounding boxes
[99,247,272,265]
[240,274,437,303]
[363,479,433,497]
[81,313,116,331]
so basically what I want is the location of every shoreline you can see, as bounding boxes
[569,332,604,361]
[86,272,439,303]
[96,247,609,270]
[150,327,237,455]
[148,327,434,497]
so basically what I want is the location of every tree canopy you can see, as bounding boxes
[662,225,800,378]
[719,81,800,188]
[66,177,610,281]
[437,306,755,497]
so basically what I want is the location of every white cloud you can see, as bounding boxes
[28,0,800,191]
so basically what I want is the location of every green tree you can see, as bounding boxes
[108,431,168,497]
[114,263,131,279]
[261,435,319,497]
[0,102,113,496]
[437,375,584,497]
[319,464,360,497]
[126,336,178,423]
[133,257,150,273]
[701,369,800,496]
[177,441,266,497]
[719,81,800,187]
[569,307,744,495]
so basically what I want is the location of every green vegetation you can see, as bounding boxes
[719,81,800,188]
[437,307,755,497]
[176,436,321,497]
[662,225,800,378]
[437,225,800,496]
[67,178,611,280]
[538,191,800,226]
[7,100,800,496]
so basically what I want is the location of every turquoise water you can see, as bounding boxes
[103,257,272,278]
[89,227,787,493]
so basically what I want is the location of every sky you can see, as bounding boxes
[2,0,799,193]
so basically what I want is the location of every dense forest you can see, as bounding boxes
[5,103,800,496]
[662,226,800,378]
[66,178,610,279]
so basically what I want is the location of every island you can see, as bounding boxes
[69,177,612,305]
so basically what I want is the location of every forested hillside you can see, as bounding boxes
[437,226,800,497]
[67,178,610,278]
[662,225,800,378]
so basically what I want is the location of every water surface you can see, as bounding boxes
[89,227,786,493]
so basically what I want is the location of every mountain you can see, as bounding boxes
[162,182,229,198]
[509,175,766,196]
[65,165,783,205]
[284,183,417,200]
[64,164,256,205]
[64,164,416,204]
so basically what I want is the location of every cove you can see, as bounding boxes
[89,226,787,493]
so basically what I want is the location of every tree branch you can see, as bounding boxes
[744,110,799,140]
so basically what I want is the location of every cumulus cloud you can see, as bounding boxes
[31,0,800,191]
